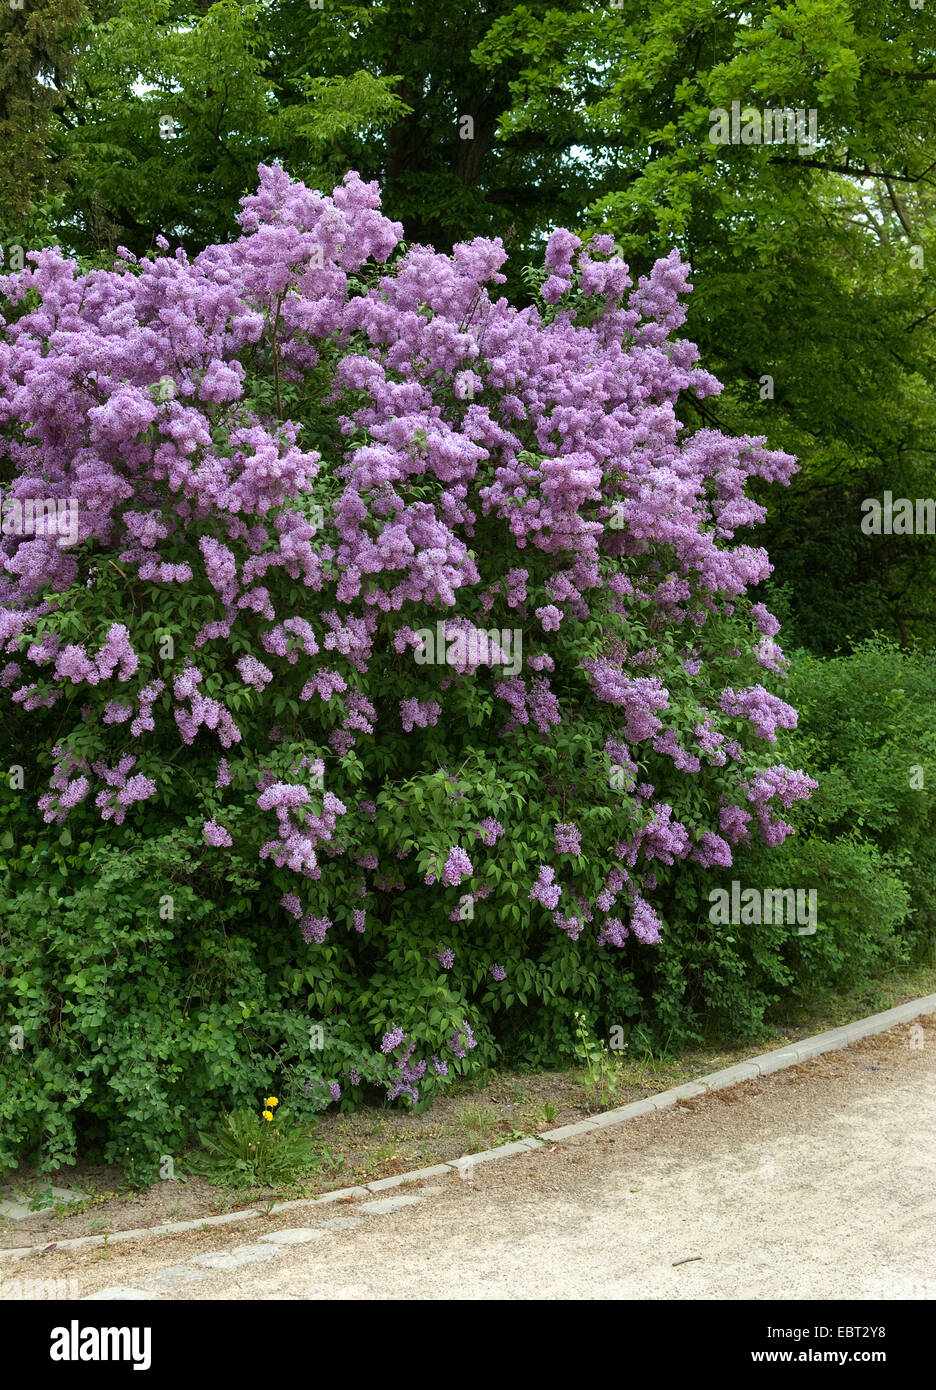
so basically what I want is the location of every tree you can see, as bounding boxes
[7,0,935,648]
[0,0,92,216]
[6,0,407,257]
[473,0,936,649]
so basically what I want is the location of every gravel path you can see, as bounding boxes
[11,1016,935,1301]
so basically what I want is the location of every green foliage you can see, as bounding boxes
[0,809,347,1171]
[2,640,931,1170]
[646,834,911,1048]
[14,0,406,258]
[0,0,92,216]
[778,638,936,938]
[476,0,936,647]
[572,1008,626,1110]
[633,638,931,1047]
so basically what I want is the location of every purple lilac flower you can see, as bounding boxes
[751,602,781,637]
[237,654,274,690]
[203,818,233,848]
[475,817,505,846]
[449,1020,476,1059]
[300,914,331,943]
[442,846,472,886]
[554,821,581,855]
[381,1026,406,1053]
[530,865,561,910]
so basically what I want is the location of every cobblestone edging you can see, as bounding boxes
[1,991,934,1277]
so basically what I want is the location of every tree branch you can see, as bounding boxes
[769,155,934,184]
[882,174,916,240]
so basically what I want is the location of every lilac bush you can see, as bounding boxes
[0,165,814,1107]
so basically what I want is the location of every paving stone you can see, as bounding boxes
[366,1162,475,1190]
[398,1164,453,1184]
[82,1286,153,1300]
[0,1202,33,1222]
[699,1062,761,1091]
[448,1139,540,1170]
[364,1173,450,1195]
[188,1211,261,1227]
[321,1217,365,1231]
[259,1228,325,1245]
[537,1120,600,1142]
[888,996,936,1024]
[589,1098,658,1128]
[51,1186,86,1204]
[749,1049,802,1075]
[190,1242,282,1270]
[358,1194,423,1215]
[365,1174,411,1192]
[268,1186,367,1216]
[307,1186,369,1206]
[134,1265,213,1291]
[794,1035,847,1060]
[658,1082,708,1103]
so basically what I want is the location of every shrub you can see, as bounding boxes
[0,824,292,1170]
[629,638,933,1047]
[783,639,936,939]
[1,166,814,1161]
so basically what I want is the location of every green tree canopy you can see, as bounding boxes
[5,0,936,648]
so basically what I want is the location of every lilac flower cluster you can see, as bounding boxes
[0,161,815,1016]
[530,865,561,910]
[203,818,233,848]
[399,697,441,732]
[719,686,798,743]
[442,846,472,886]
[449,1020,477,1060]
[554,821,582,855]
[475,817,505,846]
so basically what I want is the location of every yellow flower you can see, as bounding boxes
[262,1110,273,1122]
[265,1096,279,1107]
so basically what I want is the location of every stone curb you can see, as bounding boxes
[448,1138,542,1170]
[2,991,934,1263]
